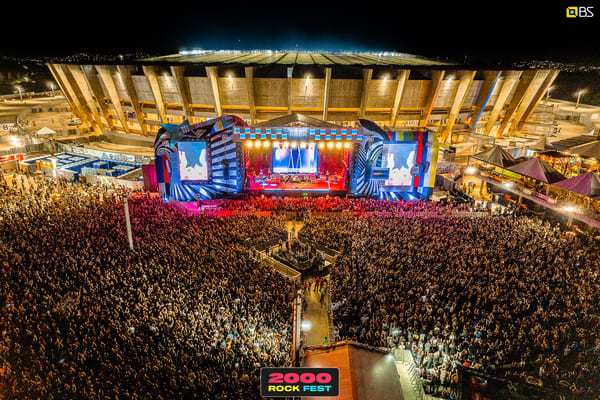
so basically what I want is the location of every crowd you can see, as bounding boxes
[301,212,600,398]
[3,171,600,399]
[0,174,298,399]
[219,194,478,214]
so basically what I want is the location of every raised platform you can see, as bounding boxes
[302,341,405,400]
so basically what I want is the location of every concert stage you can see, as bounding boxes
[248,174,346,192]
[154,114,438,201]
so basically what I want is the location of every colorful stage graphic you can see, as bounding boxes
[154,116,438,201]
[178,142,208,182]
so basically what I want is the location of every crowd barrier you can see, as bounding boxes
[394,349,427,400]
[174,206,493,220]
[254,251,301,282]
[297,232,339,258]
[451,211,490,218]
[169,199,191,216]
[252,234,288,252]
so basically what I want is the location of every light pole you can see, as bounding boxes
[546,86,553,102]
[575,90,584,109]
[123,194,134,251]
[50,156,61,194]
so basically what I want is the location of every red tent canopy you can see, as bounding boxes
[507,157,565,184]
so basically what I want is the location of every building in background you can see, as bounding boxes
[45,50,559,144]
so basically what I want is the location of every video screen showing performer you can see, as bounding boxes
[178,142,208,182]
[382,142,418,187]
[272,145,318,174]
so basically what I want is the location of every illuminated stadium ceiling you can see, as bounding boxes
[141,50,454,67]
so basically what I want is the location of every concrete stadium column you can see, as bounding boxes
[440,70,476,143]
[206,66,223,117]
[496,70,540,136]
[117,65,149,136]
[170,65,194,121]
[322,67,332,121]
[468,70,501,132]
[287,66,294,115]
[359,68,373,119]
[65,65,104,135]
[419,69,445,128]
[96,65,130,134]
[142,65,168,123]
[87,68,117,133]
[508,70,552,133]
[515,70,560,132]
[245,66,256,124]
[46,63,90,128]
[390,69,410,128]
[481,70,522,137]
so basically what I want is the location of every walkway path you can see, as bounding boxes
[302,280,330,347]
[285,219,331,347]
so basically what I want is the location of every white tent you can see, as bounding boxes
[35,127,56,136]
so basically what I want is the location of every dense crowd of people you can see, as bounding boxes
[1,174,298,399]
[301,212,600,398]
[2,172,600,399]
[219,194,480,214]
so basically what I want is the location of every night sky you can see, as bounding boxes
[3,1,599,64]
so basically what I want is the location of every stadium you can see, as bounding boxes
[45,50,559,202]
[2,49,600,400]
[46,50,558,141]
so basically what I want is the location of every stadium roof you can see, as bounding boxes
[141,49,455,67]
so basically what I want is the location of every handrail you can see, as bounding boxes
[394,349,426,400]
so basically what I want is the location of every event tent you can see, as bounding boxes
[528,136,556,152]
[552,171,600,198]
[35,126,56,136]
[567,140,600,159]
[470,145,518,168]
[507,157,566,184]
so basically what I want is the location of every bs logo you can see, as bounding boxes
[567,6,595,17]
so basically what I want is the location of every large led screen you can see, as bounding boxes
[272,146,318,174]
[382,142,418,187]
[178,141,208,182]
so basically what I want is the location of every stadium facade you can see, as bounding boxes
[46,50,559,144]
